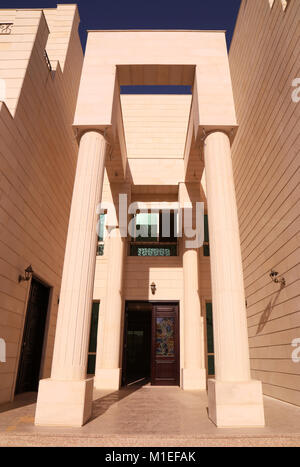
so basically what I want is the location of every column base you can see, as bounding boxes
[208,379,265,427]
[35,378,94,427]
[94,368,121,390]
[182,368,206,390]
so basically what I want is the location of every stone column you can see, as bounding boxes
[182,247,206,390]
[94,226,125,390]
[204,131,264,427]
[35,131,107,427]
[179,183,206,390]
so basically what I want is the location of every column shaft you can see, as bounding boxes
[204,131,264,427]
[182,246,206,389]
[95,226,125,389]
[179,183,206,390]
[204,131,250,382]
[51,131,107,381]
[35,131,107,427]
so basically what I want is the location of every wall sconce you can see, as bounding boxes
[150,282,157,295]
[270,270,286,288]
[18,265,33,283]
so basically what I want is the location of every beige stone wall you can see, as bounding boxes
[229,0,300,405]
[0,6,83,403]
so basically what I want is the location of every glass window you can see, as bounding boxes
[206,302,215,377]
[98,214,106,242]
[156,318,175,357]
[87,355,96,375]
[87,302,99,375]
[206,303,214,354]
[207,355,215,376]
[97,214,106,256]
[130,210,178,256]
[135,212,159,242]
[203,214,210,257]
[159,211,178,243]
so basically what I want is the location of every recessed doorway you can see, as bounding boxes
[15,278,50,395]
[122,301,179,387]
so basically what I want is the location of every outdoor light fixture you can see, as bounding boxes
[18,265,34,283]
[151,282,157,295]
[270,270,286,288]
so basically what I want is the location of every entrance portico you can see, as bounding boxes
[35,31,265,428]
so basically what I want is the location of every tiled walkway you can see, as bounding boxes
[0,386,300,446]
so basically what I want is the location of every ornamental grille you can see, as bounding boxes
[0,23,13,34]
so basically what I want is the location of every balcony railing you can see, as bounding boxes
[97,242,104,256]
[0,23,13,35]
[130,242,178,257]
[44,50,52,72]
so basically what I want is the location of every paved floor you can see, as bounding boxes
[0,386,300,446]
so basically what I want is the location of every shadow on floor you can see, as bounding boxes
[91,384,143,421]
[0,392,37,414]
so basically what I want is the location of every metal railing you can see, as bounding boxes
[0,23,13,35]
[130,242,178,257]
[97,242,105,256]
[44,50,52,72]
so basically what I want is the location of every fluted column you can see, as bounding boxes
[35,131,107,427]
[204,131,264,427]
[179,182,206,390]
[182,247,206,389]
[94,226,125,389]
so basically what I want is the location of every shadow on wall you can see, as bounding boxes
[256,289,282,335]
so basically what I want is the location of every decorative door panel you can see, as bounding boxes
[151,305,179,385]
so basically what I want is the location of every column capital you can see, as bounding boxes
[75,127,110,144]
[200,125,238,145]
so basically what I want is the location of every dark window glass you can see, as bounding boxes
[206,302,215,376]
[159,211,177,243]
[87,355,96,375]
[87,302,99,375]
[206,303,214,354]
[203,214,210,257]
[207,355,215,376]
[88,302,99,353]
[203,244,210,257]
[204,214,209,243]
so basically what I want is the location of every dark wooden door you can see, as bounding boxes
[151,304,179,386]
[15,278,50,394]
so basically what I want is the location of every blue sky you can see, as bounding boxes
[0,0,242,50]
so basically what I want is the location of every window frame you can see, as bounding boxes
[129,209,179,257]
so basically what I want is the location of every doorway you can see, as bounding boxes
[15,278,50,395]
[123,301,179,386]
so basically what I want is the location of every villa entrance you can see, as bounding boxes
[122,302,179,387]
